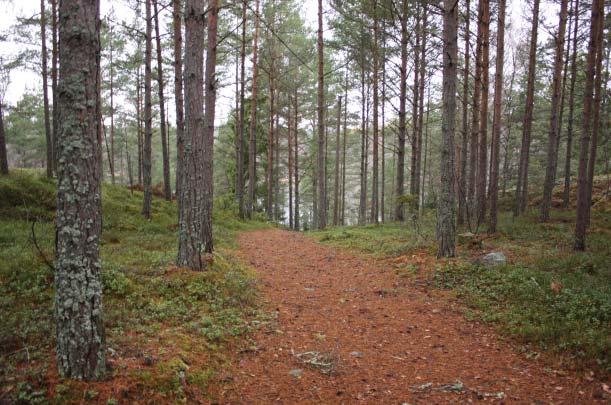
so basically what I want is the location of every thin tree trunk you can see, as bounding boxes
[501,55,517,197]
[488,0,506,232]
[237,0,246,218]
[153,0,171,200]
[55,0,105,379]
[333,96,342,225]
[174,0,185,207]
[458,0,470,225]
[395,0,408,221]
[142,0,153,219]
[51,0,58,174]
[341,69,348,225]
[288,93,294,228]
[416,5,427,215]
[274,99,280,220]
[563,0,580,208]
[410,6,421,200]
[370,0,379,224]
[541,0,569,221]
[438,0,458,257]
[359,61,367,225]
[267,79,275,220]
[476,0,490,226]
[515,0,540,215]
[381,44,386,223]
[575,0,603,250]
[247,0,260,218]
[41,0,53,178]
[316,0,326,229]
[136,66,143,185]
[177,0,207,269]
[0,102,8,174]
[125,128,134,190]
[109,26,116,184]
[294,92,300,229]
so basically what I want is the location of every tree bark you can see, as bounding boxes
[177,0,206,268]
[410,6,421,201]
[574,0,603,250]
[41,0,53,178]
[142,0,153,219]
[458,0,470,225]
[108,26,115,185]
[488,0,506,232]
[562,0,580,208]
[416,5,427,215]
[333,96,342,226]
[267,79,275,220]
[395,0,408,221]
[370,0,380,224]
[438,0,458,257]
[294,91,300,230]
[55,0,105,380]
[136,66,143,185]
[247,0,260,218]
[515,0,540,215]
[540,0,569,221]
[51,0,58,174]
[476,0,490,226]
[359,61,367,225]
[153,0,171,200]
[173,0,185,207]
[316,0,326,229]
[341,70,348,225]
[237,0,246,218]
[288,93,294,228]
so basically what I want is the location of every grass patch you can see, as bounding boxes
[311,209,611,372]
[0,170,269,403]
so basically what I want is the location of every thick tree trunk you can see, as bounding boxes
[395,0,408,221]
[237,0,246,218]
[476,0,490,226]
[316,0,326,229]
[333,96,342,226]
[370,0,379,224]
[41,0,53,178]
[515,0,540,215]
[174,0,185,207]
[438,0,458,257]
[55,0,105,380]
[177,0,206,268]
[142,0,153,219]
[563,0,580,208]
[541,0,569,221]
[575,0,603,250]
[458,0,470,225]
[488,0,506,232]
[153,0,171,200]
[247,0,260,218]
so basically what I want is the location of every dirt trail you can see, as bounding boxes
[218,229,605,404]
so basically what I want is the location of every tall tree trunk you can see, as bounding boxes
[51,0,58,174]
[468,0,484,228]
[438,0,458,257]
[274,99,280,220]
[247,0,260,218]
[575,0,603,250]
[237,0,246,218]
[359,61,367,225]
[41,0,53,178]
[458,0,470,225]
[370,0,379,224]
[488,0,506,232]
[294,91,300,229]
[410,6,421,201]
[174,0,185,207]
[142,0,153,219]
[178,0,207,269]
[108,26,116,184]
[395,0,408,221]
[267,79,275,220]
[125,128,134,189]
[55,0,105,380]
[563,0,580,208]
[416,5,427,215]
[288,94,294,228]
[476,0,490,226]
[200,0,218,256]
[136,66,143,185]
[381,43,386,223]
[0,102,8,174]
[153,0,171,200]
[515,0,540,215]
[333,96,342,226]
[541,0,569,221]
[341,70,348,225]
[501,56,517,198]
[316,0,326,229]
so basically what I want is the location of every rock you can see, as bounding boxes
[289,369,303,378]
[476,252,507,266]
[143,355,155,366]
[349,351,364,358]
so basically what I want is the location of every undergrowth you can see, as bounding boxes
[311,208,611,373]
[0,170,269,403]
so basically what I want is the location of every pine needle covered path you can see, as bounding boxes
[219,228,606,404]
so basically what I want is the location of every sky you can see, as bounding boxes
[0,0,559,127]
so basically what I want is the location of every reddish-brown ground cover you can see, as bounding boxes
[217,229,607,404]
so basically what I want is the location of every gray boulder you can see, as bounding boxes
[476,252,507,266]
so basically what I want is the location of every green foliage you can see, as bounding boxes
[0,171,267,403]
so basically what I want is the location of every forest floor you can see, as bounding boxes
[216,228,609,404]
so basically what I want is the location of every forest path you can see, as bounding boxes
[218,228,602,404]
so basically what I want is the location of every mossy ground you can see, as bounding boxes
[0,170,270,404]
[310,202,611,374]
